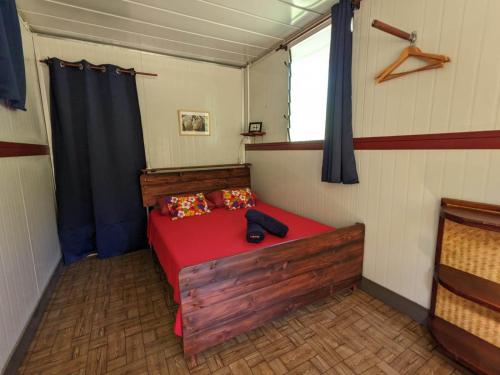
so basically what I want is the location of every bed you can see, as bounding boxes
[140,164,365,360]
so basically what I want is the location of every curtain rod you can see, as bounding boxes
[275,13,330,51]
[38,59,158,77]
[275,0,362,52]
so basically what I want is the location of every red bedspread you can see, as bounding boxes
[147,202,334,336]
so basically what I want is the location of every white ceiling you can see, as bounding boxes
[17,0,338,67]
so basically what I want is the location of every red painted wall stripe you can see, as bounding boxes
[246,130,500,151]
[0,141,50,158]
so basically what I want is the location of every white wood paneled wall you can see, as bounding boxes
[248,50,289,142]
[352,0,500,137]
[246,0,500,309]
[33,35,245,169]
[0,23,60,372]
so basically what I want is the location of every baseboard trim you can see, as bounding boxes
[3,260,64,374]
[360,277,428,324]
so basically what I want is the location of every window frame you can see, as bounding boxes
[287,19,332,143]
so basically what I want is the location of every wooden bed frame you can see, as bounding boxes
[140,164,365,359]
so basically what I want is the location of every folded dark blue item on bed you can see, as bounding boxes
[246,209,289,238]
[246,221,265,243]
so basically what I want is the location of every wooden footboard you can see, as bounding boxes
[178,223,365,358]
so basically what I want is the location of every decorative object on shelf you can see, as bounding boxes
[178,110,210,136]
[248,121,263,133]
[372,19,450,83]
[429,198,500,375]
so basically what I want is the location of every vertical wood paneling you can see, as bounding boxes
[353,0,500,137]
[0,23,60,373]
[384,151,409,290]
[399,152,426,300]
[472,2,500,130]
[0,159,39,369]
[33,34,244,169]
[0,283,8,368]
[248,50,289,142]
[18,157,60,291]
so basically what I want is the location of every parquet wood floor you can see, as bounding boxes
[17,250,467,375]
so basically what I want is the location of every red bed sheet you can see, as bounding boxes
[147,201,334,336]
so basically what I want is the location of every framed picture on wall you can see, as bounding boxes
[178,110,210,135]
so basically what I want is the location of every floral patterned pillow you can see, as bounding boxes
[162,193,211,220]
[222,188,256,210]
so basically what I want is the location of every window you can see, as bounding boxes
[289,25,331,142]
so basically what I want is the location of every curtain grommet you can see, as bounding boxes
[102,66,107,73]
[59,61,65,68]
[78,63,83,70]
[116,68,121,75]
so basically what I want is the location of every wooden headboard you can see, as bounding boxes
[140,163,251,207]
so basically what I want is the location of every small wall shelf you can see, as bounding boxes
[240,132,266,137]
[241,131,266,145]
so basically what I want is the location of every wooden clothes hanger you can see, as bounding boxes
[378,60,444,82]
[376,46,450,83]
[372,20,451,83]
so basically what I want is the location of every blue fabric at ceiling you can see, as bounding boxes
[0,0,26,110]
[321,0,359,184]
[48,59,147,264]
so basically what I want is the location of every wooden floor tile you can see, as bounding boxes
[18,250,468,374]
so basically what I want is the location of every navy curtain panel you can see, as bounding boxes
[0,0,26,110]
[321,0,359,184]
[48,58,147,264]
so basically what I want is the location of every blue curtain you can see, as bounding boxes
[48,58,147,264]
[321,0,359,184]
[0,0,26,110]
